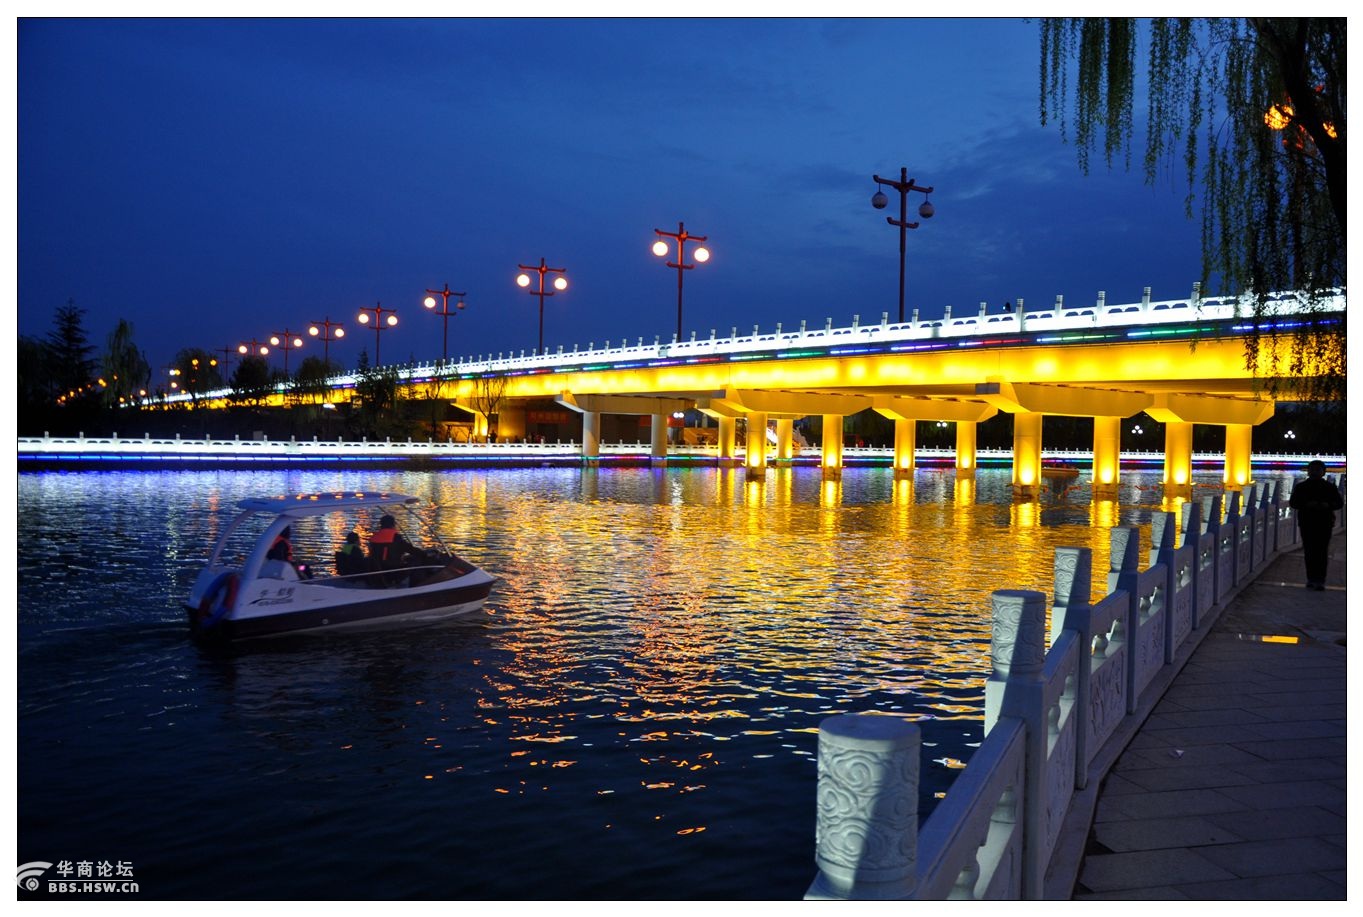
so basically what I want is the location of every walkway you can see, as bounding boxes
[1067,532,1347,899]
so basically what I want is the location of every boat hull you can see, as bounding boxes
[186,571,495,642]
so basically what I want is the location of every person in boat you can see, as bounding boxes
[267,526,294,562]
[335,531,367,576]
[369,514,418,571]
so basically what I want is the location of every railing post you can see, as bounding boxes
[807,714,920,900]
[1049,548,1093,789]
[1151,510,1192,659]
[984,590,1048,899]
[1107,527,1142,714]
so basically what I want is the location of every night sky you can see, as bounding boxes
[17,16,1207,377]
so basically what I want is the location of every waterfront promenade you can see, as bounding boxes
[1052,533,1348,899]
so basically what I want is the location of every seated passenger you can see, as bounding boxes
[335,531,367,576]
[267,526,294,562]
[369,514,417,570]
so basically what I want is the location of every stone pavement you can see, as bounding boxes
[1068,531,1348,900]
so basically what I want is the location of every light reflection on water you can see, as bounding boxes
[16,466,1260,899]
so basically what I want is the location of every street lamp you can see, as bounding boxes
[308,318,346,369]
[515,258,568,355]
[423,283,467,362]
[871,166,935,323]
[356,302,398,366]
[652,221,710,340]
[269,330,305,376]
[238,339,271,358]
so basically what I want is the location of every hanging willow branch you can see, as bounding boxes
[1039,17,1345,403]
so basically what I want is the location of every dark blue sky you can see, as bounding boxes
[18,17,1206,376]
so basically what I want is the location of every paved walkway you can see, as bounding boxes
[1069,532,1347,899]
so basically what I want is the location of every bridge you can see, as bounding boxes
[171,285,1345,496]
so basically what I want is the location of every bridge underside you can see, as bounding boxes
[440,335,1290,495]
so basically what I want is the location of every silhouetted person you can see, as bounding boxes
[267,526,293,562]
[335,531,366,576]
[369,514,416,571]
[1289,460,1343,591]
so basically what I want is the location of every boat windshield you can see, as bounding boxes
[213,503,448,575]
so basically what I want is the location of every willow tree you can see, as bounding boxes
[102,319,151,409]
[1039,18,1345,402]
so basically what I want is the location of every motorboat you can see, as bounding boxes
[185,491,496,642]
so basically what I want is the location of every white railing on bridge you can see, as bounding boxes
[806,476,1345,900]
[158,286,1345,404]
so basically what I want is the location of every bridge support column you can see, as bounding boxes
[472,412,490,442]
[650,413,669,464]
[498,404,527,441]
[1092,416,1121,496]
[1162,421,1194,496]
[893,419,916,478]
[955,420,978,475]
[1224,424,1253,490]
[821,414,843,480]
[718,416,737,463]
[776,419,794,462]
[1012,412,1043,499]
[581,411,601,459]
[745,412,768,479]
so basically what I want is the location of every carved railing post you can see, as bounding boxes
[1107,527,1142,714]
[1049,548,1094,789]
[985,590,1048,899]
[808,714,920,900]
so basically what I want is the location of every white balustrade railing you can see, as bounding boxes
[807,476,1345,900]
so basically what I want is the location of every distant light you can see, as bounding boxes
[553,276,568,291]
[516,274,531,288]
[694,247,710,263]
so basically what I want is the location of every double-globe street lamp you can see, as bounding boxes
[516,258,568,356]
[357,302,398,366]
[423,283,466,363]
[871,167,935,323]
[269,330,305,375]
[652,221,710,340]
[308,318,346,369]
[238,338,271,358]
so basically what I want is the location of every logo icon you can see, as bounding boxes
[17,862,52,891]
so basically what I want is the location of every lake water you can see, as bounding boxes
[16,465,1253,900]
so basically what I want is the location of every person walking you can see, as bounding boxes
[1289,460,1344,590]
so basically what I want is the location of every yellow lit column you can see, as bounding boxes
[718,416,737,463]
[650,413,669,462]
[1162,421,1194,496]
[581,411,601,458]
[745,412,768,479]
[1092,416,1121,496]
[472,412,490,442]
[821,414,844,480]
[1012,412,1043,498]
[1224,423,1253,490]
[775,419,794,462]
[498,403,527,441]
[955,420,978,475]
[893,419,916,478]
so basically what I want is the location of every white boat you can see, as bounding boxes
[184,492,496,641]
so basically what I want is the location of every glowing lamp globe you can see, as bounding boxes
[424,296,437,309]
[386,315,398,327]
[553,276,568,291]
[334,328,345,338]
[694,247,710,263]
[652,240,669,257]
[516,274,531,288]
[309,326,320,336]
[358,312,370,324]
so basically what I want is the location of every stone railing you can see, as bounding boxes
[806,475,1345,900]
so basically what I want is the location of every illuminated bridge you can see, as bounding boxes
[186,286,1347,496]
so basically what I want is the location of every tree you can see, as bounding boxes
[170,348,224,407]
[228,355,274,407]
[353,349,401,435]
[292,356,334,406]
[470,374,508,442]
[46,299,96,404]
[101,319,151,410]
[17,335,53,433]
[1039,18,1345,402]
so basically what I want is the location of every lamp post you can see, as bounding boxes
[516,258,568,355]
[871,167,935,323]
[238,339,271,358]
[269,330,305,376]
[356,302,398,366]
[214,345,237,373]
[652,221,710,340]
[308,318,346,369]
[423,283,466,362]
